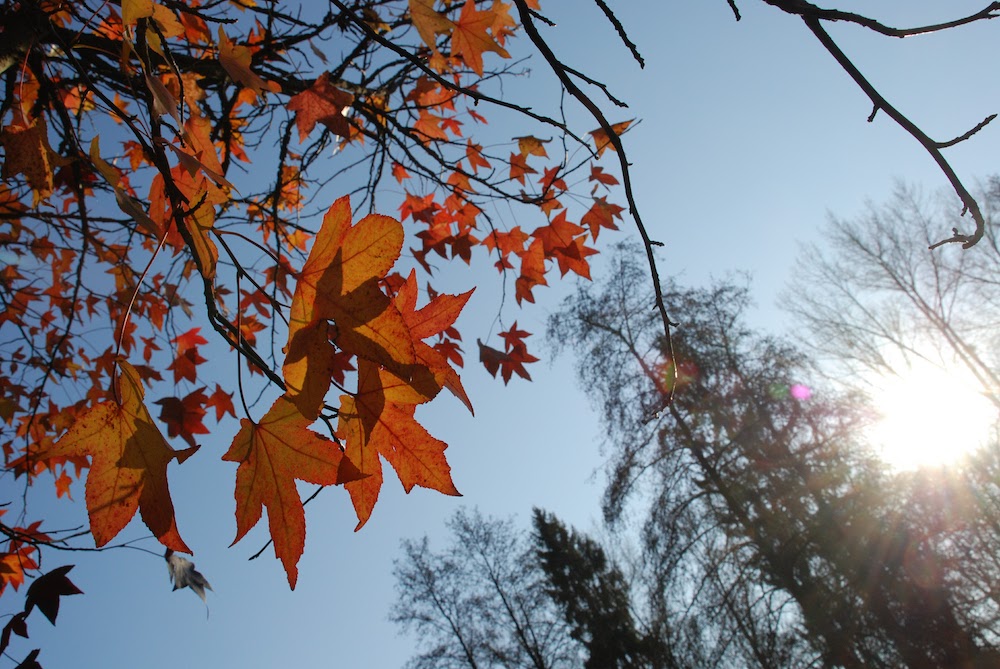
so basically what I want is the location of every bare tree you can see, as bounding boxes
[783,180,1000,406]
[392,509,581,669]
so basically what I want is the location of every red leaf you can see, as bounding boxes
[155,389,210,447]
[286,73,354,141]
[391,162,411,183]
[581,196,624,240]
[206,384,237,421]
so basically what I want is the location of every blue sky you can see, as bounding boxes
[11,1,1000,667]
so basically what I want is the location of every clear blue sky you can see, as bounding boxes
[16,2,1000,667]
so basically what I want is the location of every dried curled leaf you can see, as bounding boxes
[165,549,212,603]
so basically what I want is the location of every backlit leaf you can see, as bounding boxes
[35,362,199,552]
[223,395,365,587]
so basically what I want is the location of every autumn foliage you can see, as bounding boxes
[0,0,630,626]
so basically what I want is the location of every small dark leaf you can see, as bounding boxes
[24,565,82,625]
[15,648,41,669]
[0,611,29,655]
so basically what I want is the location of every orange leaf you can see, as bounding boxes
[479,323,539,383]
[409,0,454,54]
[391,162,411,183]
[172,327,209,352]
[338,360,460,530]
[449,0,510,76]
[217,26,280,98]
[223,395,364,588]
[167,346,207,384]
[581,196,624,239]
[588,164,619,186]
[284,196,414,419]
[286,73,354,141]
[121,0,154,25]
[393,270,474,412]
[465,140,491,173]
[515,237,547,305]
[508,152,536,185]
[35,362,198,552]
[206,383,237,421]
[515,135,550,158]
[589,119,633,157]
[532,209,584,254]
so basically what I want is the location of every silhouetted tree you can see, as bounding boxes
[532,508,676,669]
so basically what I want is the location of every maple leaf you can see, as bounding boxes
[515,135,550,157]
[15,649,40,669]
[286,73,354,141]
[392,162,411,183]
[482,226,528,260]
[167,346,207,384]
[532,210,584,254]
[0,549,37,595]
[172,328,209,352]
[222,395,365,588]
[554,236,599,278]
[393,270,474,411]
[478,340,527,383]
[284,196,415,420]
[339,360,460,530]
[218,27,280,98]
[589,164,619,186]
[465,140,491,173]
[590,119,633,157]
[34,362,199,552]
[155,389,210,447]
[409,0,453,55]
[581,196,624,239]
[24,565,82,625]
[515,237,547,304]
[54,471,72,499]
[508,152,537,185]
[206,384,237,421]
[478,323,539,383]
[450,0,510,75]
[490,0,517,45]
[121,0,154,25]
[0,612,27,657]
[414,110,451,143]
[0,119,63,203]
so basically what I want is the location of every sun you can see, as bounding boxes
[866,354,999,470]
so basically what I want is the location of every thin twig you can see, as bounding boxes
[801,16,986,249]
[513,0,677,417]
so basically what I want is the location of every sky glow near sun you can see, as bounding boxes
[866,355,999,470]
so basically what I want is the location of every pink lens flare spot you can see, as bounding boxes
[790,384,812,400]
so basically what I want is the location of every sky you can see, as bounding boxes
[11,1,1000,667]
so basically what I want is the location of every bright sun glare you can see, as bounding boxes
[867,354,998,470]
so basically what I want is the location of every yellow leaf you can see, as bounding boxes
[121,0,154,25]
